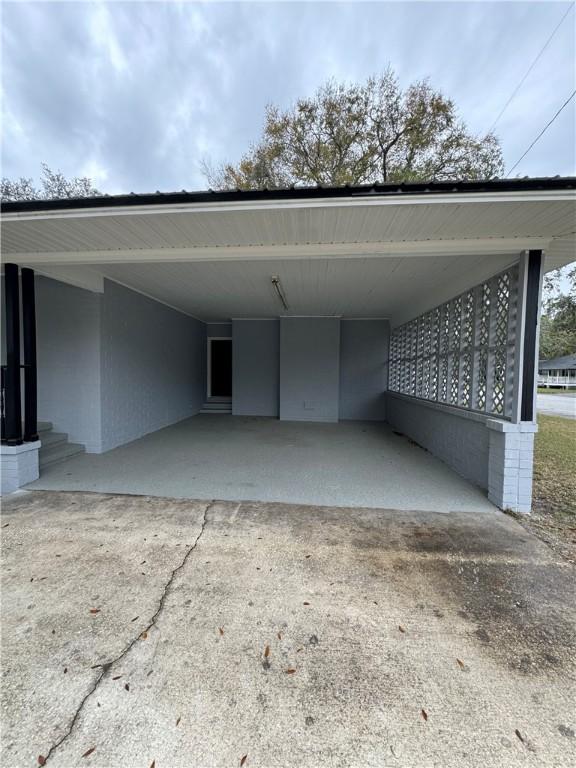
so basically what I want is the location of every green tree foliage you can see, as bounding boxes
[203,69,504,189]
[1,163,101,201]
[540,264,576,360]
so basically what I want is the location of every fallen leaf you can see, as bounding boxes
[285,668,296,674]
[141,631,148,640]
[421,709,428,721]
[398,625,405,633]
[263,644,271,658]
[219,627,224,636]
[89,609,100,615]
[456,658,465,669]
[515,729,524,743]
[176,717,181,726]
[240,755,248,766]
[38,757,46,766]
[124,683,130,691]
[82,746,96,758]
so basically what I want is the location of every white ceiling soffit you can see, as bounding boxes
[2,193,575,266]
[34,252,517,326]
[544,237,576,271]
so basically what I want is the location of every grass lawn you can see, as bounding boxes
[533,415,576,516]
[527,414,576,562]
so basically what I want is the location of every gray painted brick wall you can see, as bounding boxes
[340,319,388,421]
[487,422,536,513]
[280,317,340,422]
[386,392,537,512]
[232,319,279,417]
[36,276,103,452]
[386,393,490,490]
[100,280,205,451]
[0,441,40,494]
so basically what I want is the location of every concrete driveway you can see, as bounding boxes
[1,491,575,768]
[537,393,576,419]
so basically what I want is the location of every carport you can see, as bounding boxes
[1,177,575,511]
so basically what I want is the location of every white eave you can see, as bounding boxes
[1,188,575,272]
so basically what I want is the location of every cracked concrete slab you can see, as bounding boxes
[1,491,575,768]
[0,491,209,766]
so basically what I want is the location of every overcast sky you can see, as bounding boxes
[2,1,575,194]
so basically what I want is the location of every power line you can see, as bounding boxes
[506,90,576,177]
[487,3,574,135]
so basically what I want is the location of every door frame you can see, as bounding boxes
[207,337,232,399]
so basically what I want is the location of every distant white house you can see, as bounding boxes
[538,354,576,388]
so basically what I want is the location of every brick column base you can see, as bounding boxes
[486,420,537,514]
[0,440,41,495]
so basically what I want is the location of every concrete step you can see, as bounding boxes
[39,431,68,449]
[200,402,232,414]
[39,441,85,468]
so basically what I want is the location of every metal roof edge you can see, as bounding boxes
[2,177,575,214]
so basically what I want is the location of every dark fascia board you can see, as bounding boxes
[2,176,575,214]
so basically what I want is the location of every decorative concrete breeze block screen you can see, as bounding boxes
[389,265,520,419]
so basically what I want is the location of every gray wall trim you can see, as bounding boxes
[386,391,501,426]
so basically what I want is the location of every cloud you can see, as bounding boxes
[1,1,574,194]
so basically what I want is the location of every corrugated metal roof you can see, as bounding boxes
[2,176,575,213]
